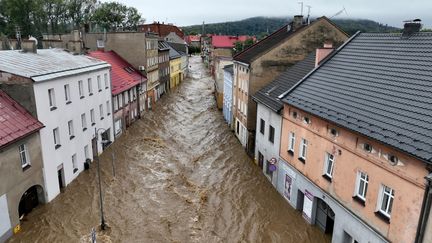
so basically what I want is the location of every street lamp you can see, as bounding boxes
[94,128,110,230]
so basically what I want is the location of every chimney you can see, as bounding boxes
[315,41,334,67]
[402,19,422,37]
[21,39,37,53]
[292,15,304,30]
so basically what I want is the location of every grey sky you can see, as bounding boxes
[108,0,432,28]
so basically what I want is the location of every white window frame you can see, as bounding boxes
[323,152,335,178]
[97,75,102,91]
[113,95,118,111]
[104,74,109,89]
[106,101,111,115]
[355,171,369,201]
[84,145,90,160]
[64,84,71,103]
[81,113,87,130]
[88,78,93,94]
[72,154,78,173]
[288,132,295,152]
[99,104,104,120]
[78,80,84,98]
[68,120,74,138]
[53,127,61,147]
[377,185,394,218]
[48,88,56,108]
[299,138,308,161]
[19,144,30,168]
[90,109,95,124]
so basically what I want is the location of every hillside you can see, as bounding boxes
[182,17,400,37]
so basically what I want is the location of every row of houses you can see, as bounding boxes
[219,16,432,243]
[0,22,190,242]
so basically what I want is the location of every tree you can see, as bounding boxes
[67,0,97,28]
[91,2,141,31]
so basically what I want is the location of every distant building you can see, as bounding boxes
[232,15,348,154]
[278,24,432,243]
[185,35,201,49]
[214,57,232,109]
[139,22,185,40]
[145,33,160,108]
[0,47,114,201]
[167,42,189,80]
[88,51,147,137]
[159,41,182,89]
[158,41,171,94]
[222,64,234,126]
[0,91,45,242]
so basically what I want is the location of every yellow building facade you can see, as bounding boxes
[170,57,182,89]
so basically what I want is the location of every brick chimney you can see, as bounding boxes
[315,41,334,67]
[21,39,37,53]
[292,15,304,30]
[402,19,422,37]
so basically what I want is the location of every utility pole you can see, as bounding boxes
[298,2,304,16]
[95,128,106,230]
[306,5,312,25]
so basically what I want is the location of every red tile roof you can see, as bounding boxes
[139,23,184,38]
[211,35,255,48]
[0,90,44,148]
[87,51,146,95]
[185,35,201,44]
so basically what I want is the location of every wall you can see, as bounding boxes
[0,133,45,239]
[170,58,181,89]
[84,32,147,70]
[222,69,233,126]
[279,103,428,242]
[0,74,37,117]
[32,68,114,201]
[255,103,282,185]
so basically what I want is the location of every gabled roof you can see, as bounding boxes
[211,35,254,48]
[160,41,181,59]
[139,23,184,38]
[253,52,316,113]
[0,49,110,82]
[234,16,344,65]
[88,51,146,95]
[0,90,44,149]
[282,32,432,163]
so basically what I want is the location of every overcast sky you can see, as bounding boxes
[107,0,432,28]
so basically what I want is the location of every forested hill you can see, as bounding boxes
[182,17,400,37]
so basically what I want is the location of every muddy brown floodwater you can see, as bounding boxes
[8,56,330,243]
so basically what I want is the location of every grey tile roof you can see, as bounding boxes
[167,42,188,56]
[282,32,432,163]
[160,41,181,59]
[0,49,110,82]
[253,52,316,113]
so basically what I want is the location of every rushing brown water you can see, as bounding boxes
[8,56,329,243]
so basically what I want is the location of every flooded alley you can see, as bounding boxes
[8,56,329,243]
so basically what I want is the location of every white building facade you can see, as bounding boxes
[0,49,114,202]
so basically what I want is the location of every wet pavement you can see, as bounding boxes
[8,56,329,243]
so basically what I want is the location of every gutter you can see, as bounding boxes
[415,173,432,243]
[277,31,361,100]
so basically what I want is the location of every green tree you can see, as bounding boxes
[67,0,97,28]
[91,1,141,31]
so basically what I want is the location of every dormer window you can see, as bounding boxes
[292,111,298,119]
[363,143,373,153]
[303,117,311,124]
[329,128,338,137]
[388,154,398,165]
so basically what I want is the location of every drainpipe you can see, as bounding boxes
[415,173,432,243]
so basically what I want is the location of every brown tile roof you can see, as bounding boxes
[139,23,184,38]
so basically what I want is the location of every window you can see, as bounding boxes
[236,120,240,135]
[363,143,372,153]
[78,80,84,98]
[355,171,369,202]
[268,125,275,143]
[81,113,87,131]
[104,74,109,89]
[72,154,78,173]
[388,154,398,166]
[113,96,118,111]
[260,119,265,134]
[292,111,298,119]
[64,84,71,104]
[19,144,30,168]
[106,101,111,115]
[53,127,61,149]
[288,132,295,153]
[90,109,95,125]
[303,116,311,124]
[119,93,123,107]
[323,153,335,180]
[329,128,338,136]
[97,75,102,91]
[88,78,93,95]
[299,138,308,162]
[258,151,264,169]
[68,120,75,139]
[84,145,90,160]
[48,88,56,110]
[99,104,104,120]
[377,185,395,220]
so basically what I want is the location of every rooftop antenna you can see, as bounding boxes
[330,6,348,19]
[306,5,312,24]
[298,2,304,16]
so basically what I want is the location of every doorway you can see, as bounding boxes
[18,185,43,218]
[315,198,335,235]
[57,166,65,191]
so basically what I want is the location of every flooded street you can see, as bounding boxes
[8,56,329,243]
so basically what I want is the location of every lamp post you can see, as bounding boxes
[95,128,110,230]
